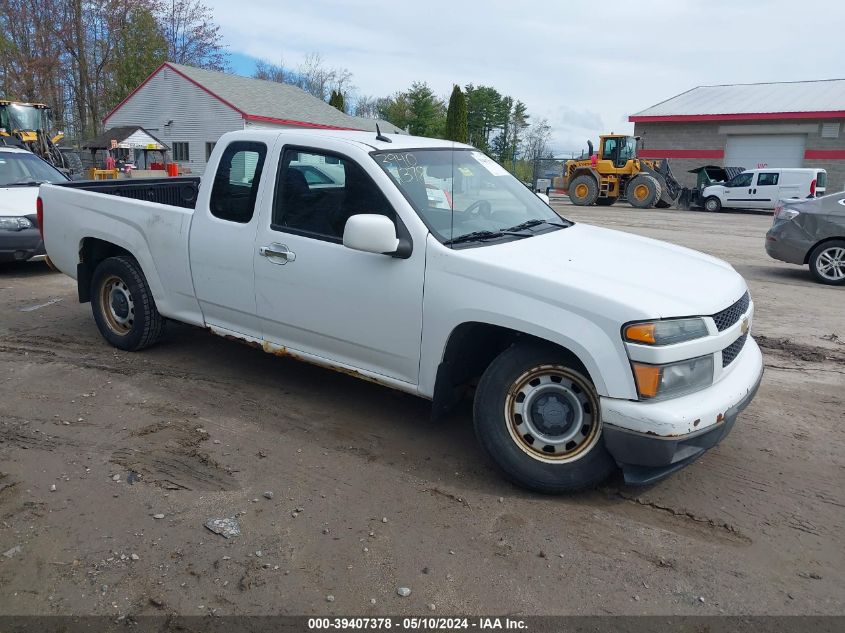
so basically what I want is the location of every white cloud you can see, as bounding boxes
[208,0,845,154]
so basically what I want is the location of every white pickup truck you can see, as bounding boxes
[39,129,763,492]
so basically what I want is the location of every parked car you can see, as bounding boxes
[766,192,845,285]
[39,129,763,492]
[0,146,68,263]
[702,168,827,212]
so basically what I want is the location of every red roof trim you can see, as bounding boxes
[630,111,845,122]
[243,114,358,131]
[804,149,845,159]
[638,149,724,159]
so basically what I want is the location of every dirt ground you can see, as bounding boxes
[0,203,843,618]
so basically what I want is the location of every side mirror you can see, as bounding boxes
[536,192,550,205]
[343,214,400,255]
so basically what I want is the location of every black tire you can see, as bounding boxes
[595,197,617,206]
[473,342,615,493]
[60,150,84,176]
[90,256,164,351]
[703,196,722,213]
[808,239,845,286]
[568,175,599,206]
[626,175,661,208]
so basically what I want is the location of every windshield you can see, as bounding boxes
[620,137,636,162]
[374,148,568,245]
[0,151,67,186]
[6,104,47,131]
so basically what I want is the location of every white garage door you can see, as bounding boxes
[724,134,806,170]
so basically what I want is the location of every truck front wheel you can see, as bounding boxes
[91,255,164,351]
[474,343,615,493]
[568,175,599,206]
[703,196,722,212]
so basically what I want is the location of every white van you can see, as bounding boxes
[701,168,827,212]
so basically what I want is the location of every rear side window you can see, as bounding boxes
[817,171,827,188]
[209,141,267,223]
[757,172,779,186]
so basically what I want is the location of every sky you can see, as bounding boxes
[208,0,845,156]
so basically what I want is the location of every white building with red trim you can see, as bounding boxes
[630,79,845,189]
[104,62,403,175]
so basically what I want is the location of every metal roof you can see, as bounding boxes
[107,62,403,134]
[631,79,845,121]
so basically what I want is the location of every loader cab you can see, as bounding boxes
[599,135,637,169]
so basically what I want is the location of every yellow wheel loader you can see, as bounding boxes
[560,134,683,209]
[0,99,71,172]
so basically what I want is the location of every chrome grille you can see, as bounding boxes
[711,292,750,332]
[722,333,748,367]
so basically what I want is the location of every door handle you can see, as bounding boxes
[259,243,296,263]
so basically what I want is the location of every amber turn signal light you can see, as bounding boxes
[631,363,660,398]
[625,323,656,344]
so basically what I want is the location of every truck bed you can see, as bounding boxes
[40,181,202,325]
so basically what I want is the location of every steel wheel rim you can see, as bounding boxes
[817,247,845,281]
[633,184,649,201]
[99,275,134,335]
[705,199,718,211]
[574,183,588,199]
[504,365,601,463]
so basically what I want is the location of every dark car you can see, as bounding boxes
[0,147,69,263]
[766,191,845,285]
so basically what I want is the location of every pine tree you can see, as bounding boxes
[329,90,346,113]
[445,85,468,143]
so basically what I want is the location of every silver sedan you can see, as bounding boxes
[766,191,845,286]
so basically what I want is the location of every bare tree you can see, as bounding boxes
[253,59,293,84]
[521,117,552,164]
[296,53,354,101]
[159,0,226,70]
[353,94,380,119]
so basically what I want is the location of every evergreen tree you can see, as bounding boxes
[106,6,167,111]
[329,89,345,112]
[445,84,468,143]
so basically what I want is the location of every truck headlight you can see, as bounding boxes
[631,355,713,400]
[624,317,708,345]
[0,216,34,231]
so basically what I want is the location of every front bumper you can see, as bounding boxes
[0,227,44,263]
[601,337,764,485]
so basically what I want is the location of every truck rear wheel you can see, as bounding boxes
[91,256,164,351]
[626,175,661,208]
[473,342,615,493]
[568,175,599,206]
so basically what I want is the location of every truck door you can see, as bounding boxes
[252,144,425,385]
[722,171,755,208]
[752,171,780,209]
[189,139,270,339]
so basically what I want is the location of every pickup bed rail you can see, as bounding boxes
[56,177,200,209]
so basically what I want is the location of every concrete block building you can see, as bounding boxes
[630,80,845,189]
[103,62,402,175]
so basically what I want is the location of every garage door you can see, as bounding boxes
[724,134,806,170]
